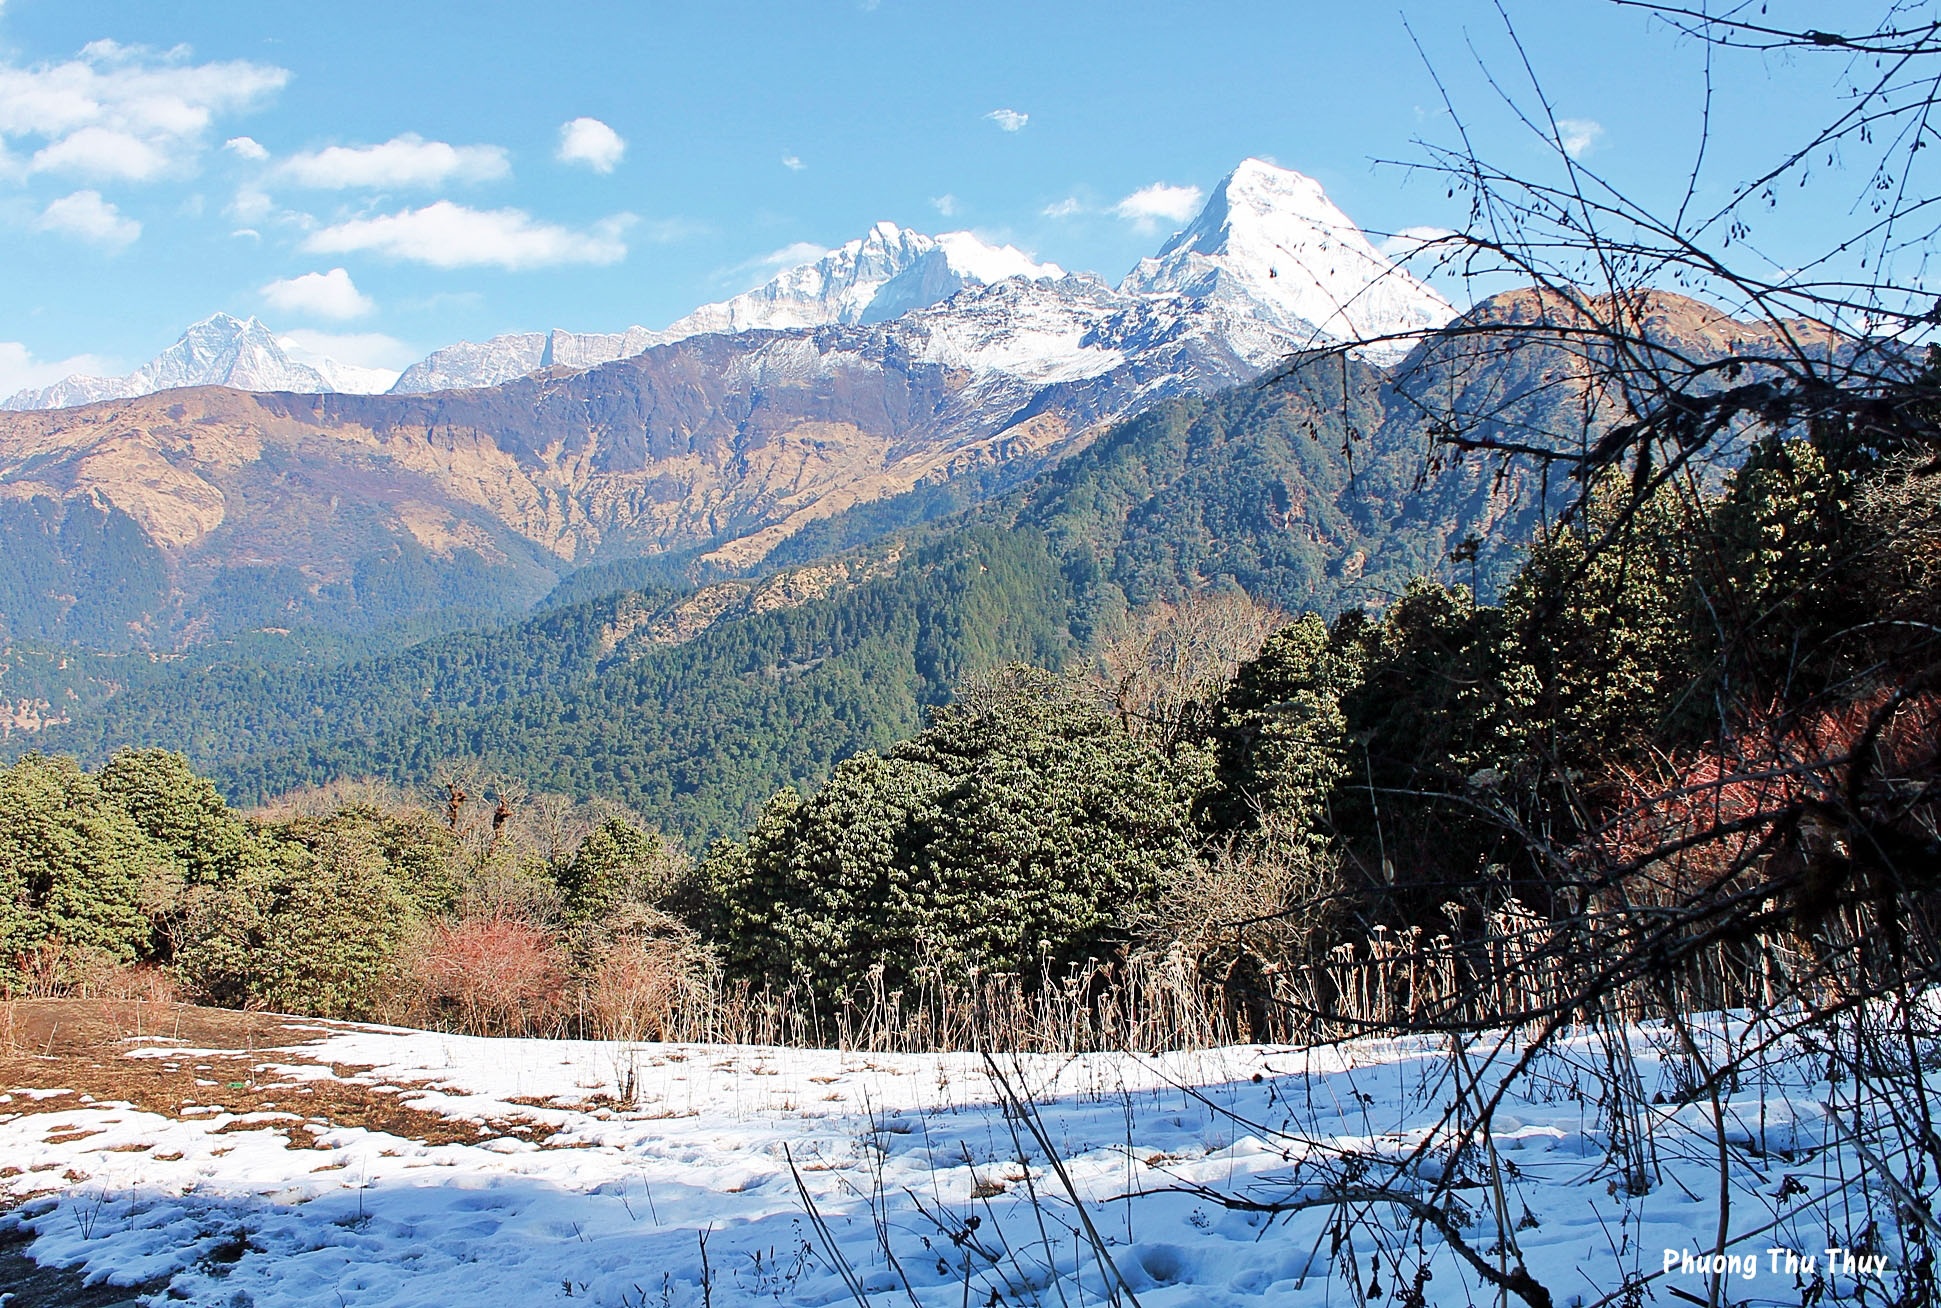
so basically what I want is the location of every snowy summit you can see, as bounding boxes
[9,161,1457,407]
[2,314,398,410]
[1121,158,1456,360]
[662,222,1065,338]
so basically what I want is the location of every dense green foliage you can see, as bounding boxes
[1191,426,1938,922]
[0,754,156,980]
[0,497,170,647]
[174,822,421,1019]
[0,749,435,999]
[706,668,1204,998]
[0,746,697,1022]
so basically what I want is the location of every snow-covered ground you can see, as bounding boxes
[0,1015,1911,1305]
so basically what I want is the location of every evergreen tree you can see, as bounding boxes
[707,667,1204,999]
[97,746,246,886]
[0,754,156,982]
[1201,614,1361,845]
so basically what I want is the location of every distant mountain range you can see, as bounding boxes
[0,160,1470,647]
[10,288,1762,839]
[5,160,1452,412]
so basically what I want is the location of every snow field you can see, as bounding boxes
[0,1016,1906,1306]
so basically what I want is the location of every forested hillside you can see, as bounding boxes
[12,292,1773,842]
[13,351,1494,839]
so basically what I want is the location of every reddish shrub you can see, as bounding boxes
[7,941,177,1003]
[397,916,569,1037]
[1593,690,1941,902]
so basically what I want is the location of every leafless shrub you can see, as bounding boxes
[247,775,416,822]
[582,932,709,1043]
[390,915,571,1038]
[7,941,178,1003]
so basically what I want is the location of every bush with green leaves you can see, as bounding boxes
[174,821,419,1018]
[96,746,246,887]
[707,666,1205,999]
[1199,613,1361,843]
[555,814,694,941]
[0,753,160,987]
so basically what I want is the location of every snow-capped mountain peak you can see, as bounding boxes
[10,159,1459,409]
[2,312,400,410]
[1120,157,1455,359]
[659,222,1062,340]
[387,223,1068,393]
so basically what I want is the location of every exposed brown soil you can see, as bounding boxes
[0,998,553,1148]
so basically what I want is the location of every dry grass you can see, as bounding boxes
[0,998,553,1147]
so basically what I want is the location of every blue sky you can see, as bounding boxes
[0,1,1863,390]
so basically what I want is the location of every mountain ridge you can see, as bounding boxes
[0,161,1463,646]
[7,160,1451,412]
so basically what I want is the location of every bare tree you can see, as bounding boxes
[1098,587,1287,750]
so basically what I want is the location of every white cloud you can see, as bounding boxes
[635,217,706,243]
[224,135,267,160]
[230,185,273,222]
[304,200,632,270]
[931,194,958,217]
[721,240,828,285]
[0,42,287,182]
[1113,182,1202,229]
[1377,225,1458,260]
[986,108,1028,133]
[556,117,625,173]
[1557,117,1604,159]
[260,267,374,320]
[744,240,827,273]
[0,341,118,397]
[1041,196,1083,219]
[31,126,169,180]
[781,154,805,172]
[36,189,140,249]
[276,329,415,371]
[280,134,510,189]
